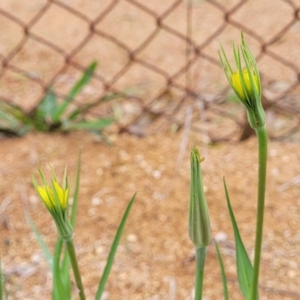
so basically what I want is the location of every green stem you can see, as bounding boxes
[194,247,207,300]
[65,239,86,300]
[251,125,268,300]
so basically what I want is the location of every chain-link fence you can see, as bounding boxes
[0,0,300,141]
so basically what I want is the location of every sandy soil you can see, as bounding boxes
[0,130,300,300]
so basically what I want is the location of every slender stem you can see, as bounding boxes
[65,239,86,300]
[194,247,207,300]
[52,239,65,300]
[251,125,268,300]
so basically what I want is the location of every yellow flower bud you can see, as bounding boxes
[231,69,259,101]
[33,168,73,240]
[219,32,266,128]
[37,180,69,211]
[37,185,55,209]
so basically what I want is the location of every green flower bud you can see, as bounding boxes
[219,32,266,129]
[189,147,211,248]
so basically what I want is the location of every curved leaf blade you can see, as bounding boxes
[223,178,255,300]
[95,194,136,300]
[214,240,229,300]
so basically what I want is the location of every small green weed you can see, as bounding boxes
[0,62,117,136]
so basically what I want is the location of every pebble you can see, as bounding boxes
[214,231,228,243]
[152,170,161,179]
[127,234,138,243]
[91,197,102,206]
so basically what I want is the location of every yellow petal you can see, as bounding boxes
[232,69,258,101]
[53,181,68,210]
[37,185,55,209]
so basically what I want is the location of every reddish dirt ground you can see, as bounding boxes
[0,130,300,300]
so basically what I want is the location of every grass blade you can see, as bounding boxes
[63,118,114,131]
[214,240,229,300]
[25,214,53,268]
[95,193,136,300]
[223,178,254,300]
[0,106,19,127]
[68,93,120,121]
[36,90,57,118]
[0,101,28,123]
[34,90,58,130]
[52,62,97,122]
[67,61,97,101]
[0,101,30,135]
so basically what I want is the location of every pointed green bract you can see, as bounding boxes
[223,179,255,300]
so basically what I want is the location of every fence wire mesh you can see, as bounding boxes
[0,0,300,141]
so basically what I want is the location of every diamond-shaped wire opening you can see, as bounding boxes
[130,0,179,16]
[230,0,295,42]
[112,63,167,103]
[163,0,224,40]
[267,26,300,71]
[71,34,129,81]
[53,75,106,121]
[95,1,157,50]
[210,0,242,11]
[147,86,185,115]
[8,38,65,83]
[259,54,298,90]
[51,64,104,100]
[174,57,229,95]
[0,0,48,23]
[30,3,89,52]
[0,14,24,57]
[55,0,113,20]
[137,29,187,76]
[0,70,44,110]
[201,104,242,138]
[190,2,225,45]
